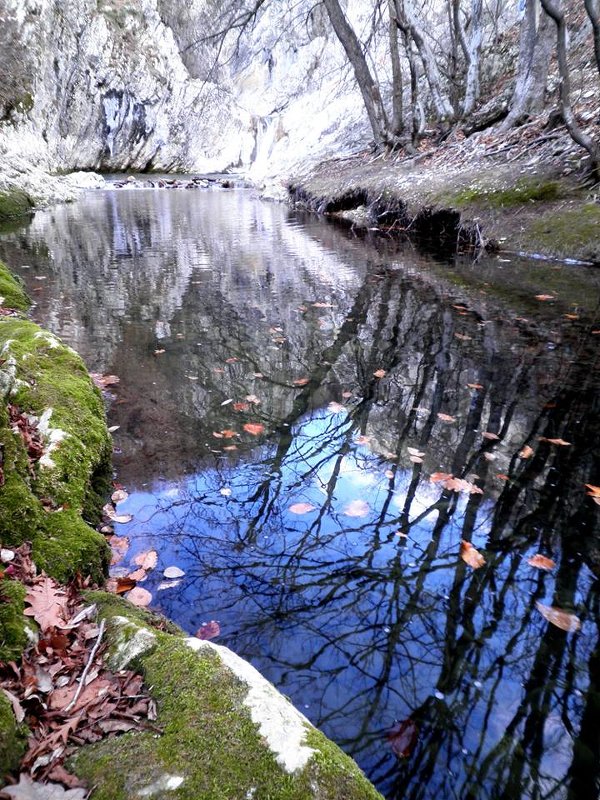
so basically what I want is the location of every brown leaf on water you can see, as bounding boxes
[536,602,581,632]
[519,445,534,459]
[540,437,572,446]
[460,541,486,569]
[225,357,238,363]
[528,554,556,571]
[243,423,265,435]
[289,502,316,515]
[437,413,456,423]
[564,313,579,320]
[342,391,353,399]
[467,383,484,390]
[355,435,371,446]
[373,369,386,378]
[430,472,452,484]
[24,577,69,631]
[212,432,224,439]
[126,568,148,582]
[410,456,424,464]
[223,445,238,451]
[245,394,261,405]
[496,473,510,481]
[454,333,472,341]
[196,620,221,640]
[153,349,165,355]
[343,499,370,517]
[407,447,425,457]
[328,401,345,414]
[388,718,418,758]
[585,484,600,497]
[221,429,238,439]
[482,431,500,440]
[534,294,555,301]
[126,587,153,607]
[113,577,137,594]
[133,550,158,571]
[312,302,334,308]
[233,402,250,412]
[293,377,310,386]
[111,489,128,504]
[91,373,120,389]
[384,470,395,479]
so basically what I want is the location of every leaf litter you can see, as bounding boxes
[0,543,157,792]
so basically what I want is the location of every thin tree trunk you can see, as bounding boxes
[388,0,404,136]
[583,0,600,75]
[452,0,469,61]
[403,0,455,122]
[323,0,390,148]
[502,0,553,128]
[394,0,425,143]
[539,0,600,179]
[462,0,483,115]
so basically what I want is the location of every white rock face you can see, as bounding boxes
[0,0,375,195]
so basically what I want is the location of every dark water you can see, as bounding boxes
[2,187,600,800]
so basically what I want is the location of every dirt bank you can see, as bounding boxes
[288,118,600,264]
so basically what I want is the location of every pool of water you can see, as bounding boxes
[2,186,600,799]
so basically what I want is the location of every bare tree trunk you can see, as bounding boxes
[502,0,553,128]
[452,0,469,61]
[393,0,425,143]
[403,0,455,122]
[322,0,390,148]
[539,0,600,179]
[462,0,483,116]
[388,0,404,136]
[583,0,600,75]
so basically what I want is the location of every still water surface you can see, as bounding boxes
[2,187,600,800]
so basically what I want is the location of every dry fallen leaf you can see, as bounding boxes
[1,774,86,800]
[343,499,370,517]
[133,549,158,571]
[460,541,486,569]
[536,602,581,632]
[243,423,265,435]
[519,445,534,459]
[528,554,556,571]
[126,587,153,607]
[24,578,70,631]
[289,502,316,514]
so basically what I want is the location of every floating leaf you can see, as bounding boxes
[328,401,345,414]
[343,499,370,517]
[373,369,386,379]
[540,437,571,446]
[454,333,472,341]
[154,349,165,355]
[384,470,395,479]
[223,445,238,451]
[157,579,182,591]
[108,425,120,433]
[460,541,486,569]
[109,577,137,594]
[221,429,238,439]
[407,447,425,457]
[111,489,128,504]
[102,503,133,524]
[467,383,484,390]
[233,402,250,412]
[355,435,371,446]
[534,294,555,301]
[91,373,120,389]
[225,357,238,364]
[585,484,600,505]
[293,377,310,386]
[482,431,500,440]
[430,472,452,484]
[312,302,333,308]
[133,550,158,571]
[196,620,221,640]
[245,394,261,405]
[496,473,510,481]
[289,502,316,515]
[127,568,148,582]
[220,487,232,497]
[126,587,152,607]
[243,423,265,435]
[212,432,224,439]
[519,445,534,459]
[410,456,424,464]
[163,566,185,579]
[342,391,353,399]
[437,413,456,423]
[528,554,556,571]
[536,602,581,632]
[388,718,418,758]
[221,398,233,406]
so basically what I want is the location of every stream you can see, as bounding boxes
[1,184,600,800]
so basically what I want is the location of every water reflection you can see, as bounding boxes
[1,188,599,800]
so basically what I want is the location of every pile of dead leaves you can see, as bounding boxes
[0,544,157,793]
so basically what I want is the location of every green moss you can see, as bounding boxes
[0,579,27,663]
[439,179,563,209]
[0,190,33,221]
[0,262,30,310]
[72,606,383,799]
[0,314,111,584]
[0,692,27,778]
[523,203,600,263]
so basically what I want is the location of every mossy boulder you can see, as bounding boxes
[0,263,30,311]
[0,190,33,221]
[0,265,111,583]
[73,593,384,800]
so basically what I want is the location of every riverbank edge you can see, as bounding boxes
[0,262,384,799]
[286,155,600,265]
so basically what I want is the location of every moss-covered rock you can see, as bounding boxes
[0,267,111,583]
[0,579,28,663]
[0,692,27,778]
[0,190,33,221]
[72,594,383,800]
[0,263,30,310]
